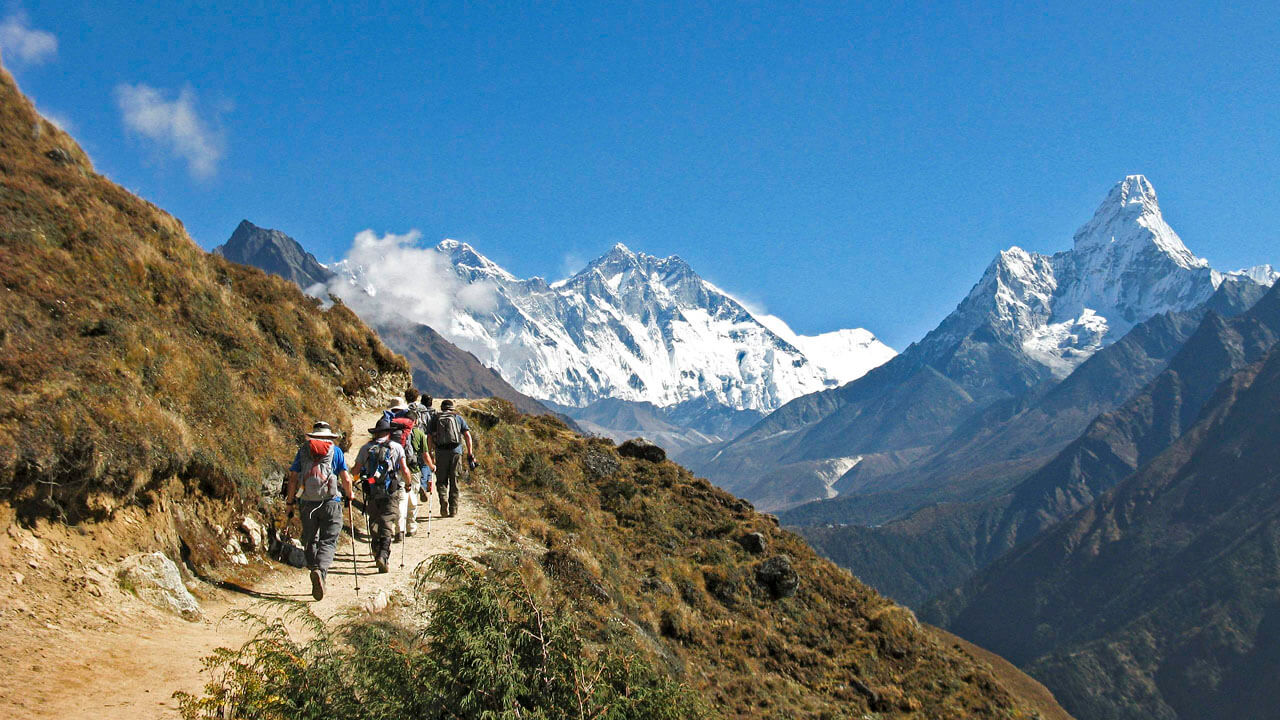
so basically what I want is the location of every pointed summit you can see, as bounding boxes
[436,239,515,281]
[215,220,333,289]
[1072,175,1202,269]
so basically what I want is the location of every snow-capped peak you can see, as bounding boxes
[430,242,895,411]
[436,239,516,281]
[912,175,1257,388]
[1073,174,1204,270]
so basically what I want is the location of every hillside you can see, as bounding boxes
[0,66,406,524]
[177,398,1072,719]
[929,342,1280,720]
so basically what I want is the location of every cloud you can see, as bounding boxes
[0,12,56,64]
[324,230,498,334]
[560,251,586,279]
[38,107,72,132]
[114,84,224,178]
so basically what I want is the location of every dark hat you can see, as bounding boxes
[367,418,394,435]
[440,399,456,410]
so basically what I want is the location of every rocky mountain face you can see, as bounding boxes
[691,176,1273,513]
[791,278,1277,606]
[928,339,1280,720]
[430,240,895,413]
[214,220,334,289]
[214,223,556,415]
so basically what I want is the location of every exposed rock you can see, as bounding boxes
[44,147,73,165]
[617,437,666,463]
[582,448,621,479]
[238,516,266,551]
[116,552,203,622]
[737,532,767,554]
[224,537,249,565]
[755,555,799,599]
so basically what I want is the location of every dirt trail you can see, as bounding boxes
[0,409,490,720]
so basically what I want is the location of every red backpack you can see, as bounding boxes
[390,416,415,451]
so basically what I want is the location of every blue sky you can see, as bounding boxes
[9,1,1280,347]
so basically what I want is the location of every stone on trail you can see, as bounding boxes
[116,552,204,622]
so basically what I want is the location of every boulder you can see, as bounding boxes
[238,516,266,551]
[274,538,306,568]
[737,532,767,554]
[617,437,666,463]
[116,552,203,622]
[755,555,799,599]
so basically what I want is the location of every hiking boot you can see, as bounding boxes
[376,556,389,573]
[309,569,325,601]
[394,530,403,543]
[406,529,415,537]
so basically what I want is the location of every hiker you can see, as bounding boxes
[409,391,436,505]
[284,421,354,601]
[353,418,413,573]
[388,396,433,539]
[426,399,476,518]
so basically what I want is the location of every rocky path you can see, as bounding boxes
[0,409,490,720]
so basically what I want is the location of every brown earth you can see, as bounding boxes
[0,409,489,720]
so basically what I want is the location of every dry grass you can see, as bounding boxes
[0,64,407,522]
[461,398,1061,719]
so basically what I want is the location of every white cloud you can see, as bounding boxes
[38,107,72,132]
[560,251,586,279]
[0,12,56,64]
[324,230,498,333]
[114,83,224,178]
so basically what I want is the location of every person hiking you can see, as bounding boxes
[352,418,413,573]
[284,421,354,600]
[426,399,475,518]
[408,391,436,506]
[388,398,433,539]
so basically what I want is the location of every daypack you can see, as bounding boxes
[390,416,419,470]
[297,439,340,502]
[434,411,463,447]
[361,442,396,495]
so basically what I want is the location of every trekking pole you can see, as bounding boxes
[399,485,406,570]
[348,500,360,596]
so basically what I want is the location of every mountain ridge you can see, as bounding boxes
[691,175,1274,513]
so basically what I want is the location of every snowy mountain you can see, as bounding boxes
[689,175,1277,512]
[426,241,895,412]
[911,175,1255,390]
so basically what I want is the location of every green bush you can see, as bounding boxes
[176,554,709,720]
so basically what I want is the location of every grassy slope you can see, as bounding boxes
[0,64,406,522]
[462,399,1071,719]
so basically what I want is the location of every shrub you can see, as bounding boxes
[176,554,709,720]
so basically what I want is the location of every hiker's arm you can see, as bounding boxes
[464,430,475,458]
[400,457,413,490]
[285,471,299,503]
[339,470,353,500]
